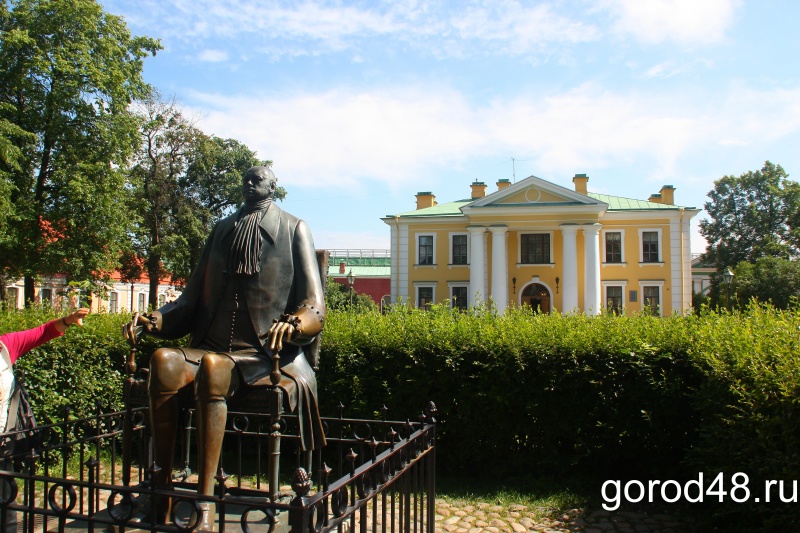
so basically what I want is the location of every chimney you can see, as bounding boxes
[471,181,487,199]
[339,261,346,274]
[648,194,662,203]
[497,178,511,191]
[659,185,675,205]
[415,191,436,210]
[573,174,588,194]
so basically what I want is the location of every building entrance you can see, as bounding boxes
[521,283,551,313]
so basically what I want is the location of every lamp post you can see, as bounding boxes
[722,267,734,309]
[347,269,356,307]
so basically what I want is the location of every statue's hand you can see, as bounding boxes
[122,312,156,346]
[264,314,301,353]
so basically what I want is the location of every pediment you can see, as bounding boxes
[465,175,607,210]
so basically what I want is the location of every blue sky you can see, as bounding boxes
[101,0,800,253]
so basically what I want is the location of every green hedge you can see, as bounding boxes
[2,303,799,529]
[0,308,175,423]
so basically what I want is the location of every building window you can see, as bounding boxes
[158,293,166,307]
[417,286,434,309]
[109,292,118,313]
[520,234,551,264]
[642,286,661,315]
[450,234,468,265]
[138,293,147,312]
[606,286,623,314]
[417,234,435,265]
[605,232,622,263]
[40,288,52,306]
[5,287,18,309]
[642,230,660,263]
[451,285,468,311]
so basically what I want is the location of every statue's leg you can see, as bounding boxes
[193,353,235,531]
[147,348,194,522]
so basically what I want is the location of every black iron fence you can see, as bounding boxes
[0,402,436,532]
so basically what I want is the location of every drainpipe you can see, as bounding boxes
[679,208,685,313]
[393,216,400,304]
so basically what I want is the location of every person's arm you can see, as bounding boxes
[265,220,325,352]
[54,308,90,334]
[1,308,89,364]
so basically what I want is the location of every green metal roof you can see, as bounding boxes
[389,199,473,218]
[388,194,694,218]
[329,256,392,267]
[587,192,694,210]
[328,265,390,277]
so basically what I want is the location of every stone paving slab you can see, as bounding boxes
[434,499,687,533]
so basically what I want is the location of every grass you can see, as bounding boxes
[435,473,591,522]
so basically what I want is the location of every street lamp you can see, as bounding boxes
[722,267,734,309]
[347,269,356,307]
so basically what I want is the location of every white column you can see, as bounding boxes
[560,224,579,313]
[468,226,486,307]
[583,223,602,315]
[489,225,509,314]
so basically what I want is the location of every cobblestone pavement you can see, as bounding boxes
[434,499,688,533]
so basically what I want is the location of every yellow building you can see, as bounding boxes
[382,174,700,315]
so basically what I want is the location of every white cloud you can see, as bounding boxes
[186,81,800,194]
[105,0,600,59]
[197,49,229,62]
[602,0,741,45]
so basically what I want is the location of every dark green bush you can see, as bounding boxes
[318,305,701,480]
[0,308,178,423]
[2,303,798,530]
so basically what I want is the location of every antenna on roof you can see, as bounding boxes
[507,157,526,183]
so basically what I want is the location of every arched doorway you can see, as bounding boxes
[521,283,551,313]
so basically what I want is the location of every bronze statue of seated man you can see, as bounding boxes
[123,165,326,531]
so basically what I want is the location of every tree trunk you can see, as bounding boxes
[24,276,35,307]
[148,254,161,310]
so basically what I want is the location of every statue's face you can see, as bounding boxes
[242,168,275,203]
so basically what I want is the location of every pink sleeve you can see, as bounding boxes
[0,320,63,365]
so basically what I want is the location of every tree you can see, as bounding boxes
[325,278,378,312]
[700,161,798,268]
[128,92,269,306]
[732,257,800,309]
[0,0,161,305]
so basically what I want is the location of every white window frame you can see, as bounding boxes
[638,228,663,265]
[416,233,437,266]
[639,280,664,316]
[413,281,437,308]
[40,288,52,305]
[109,292,118,313]
[517,231,554,266]
[138,292,147,312]
[448,233,469,266]
[5,287,20,309]
[447,282,469,310]
[602,229,626,265]
[601,280,628,313]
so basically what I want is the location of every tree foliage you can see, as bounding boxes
[700,161,799,267]
[127,91,268,303]
[325,277,378,311]
[0,0,161,304]
[731,256,800,309]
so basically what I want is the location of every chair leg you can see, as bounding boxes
[147,391,179,522]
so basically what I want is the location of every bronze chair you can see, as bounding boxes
[121,250,329,502]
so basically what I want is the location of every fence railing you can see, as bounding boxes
[0,402,436,532]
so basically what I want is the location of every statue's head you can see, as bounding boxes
[242,166,277,204]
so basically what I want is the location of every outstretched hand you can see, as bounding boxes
[65,308,90,327]
[122,312,155,346]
